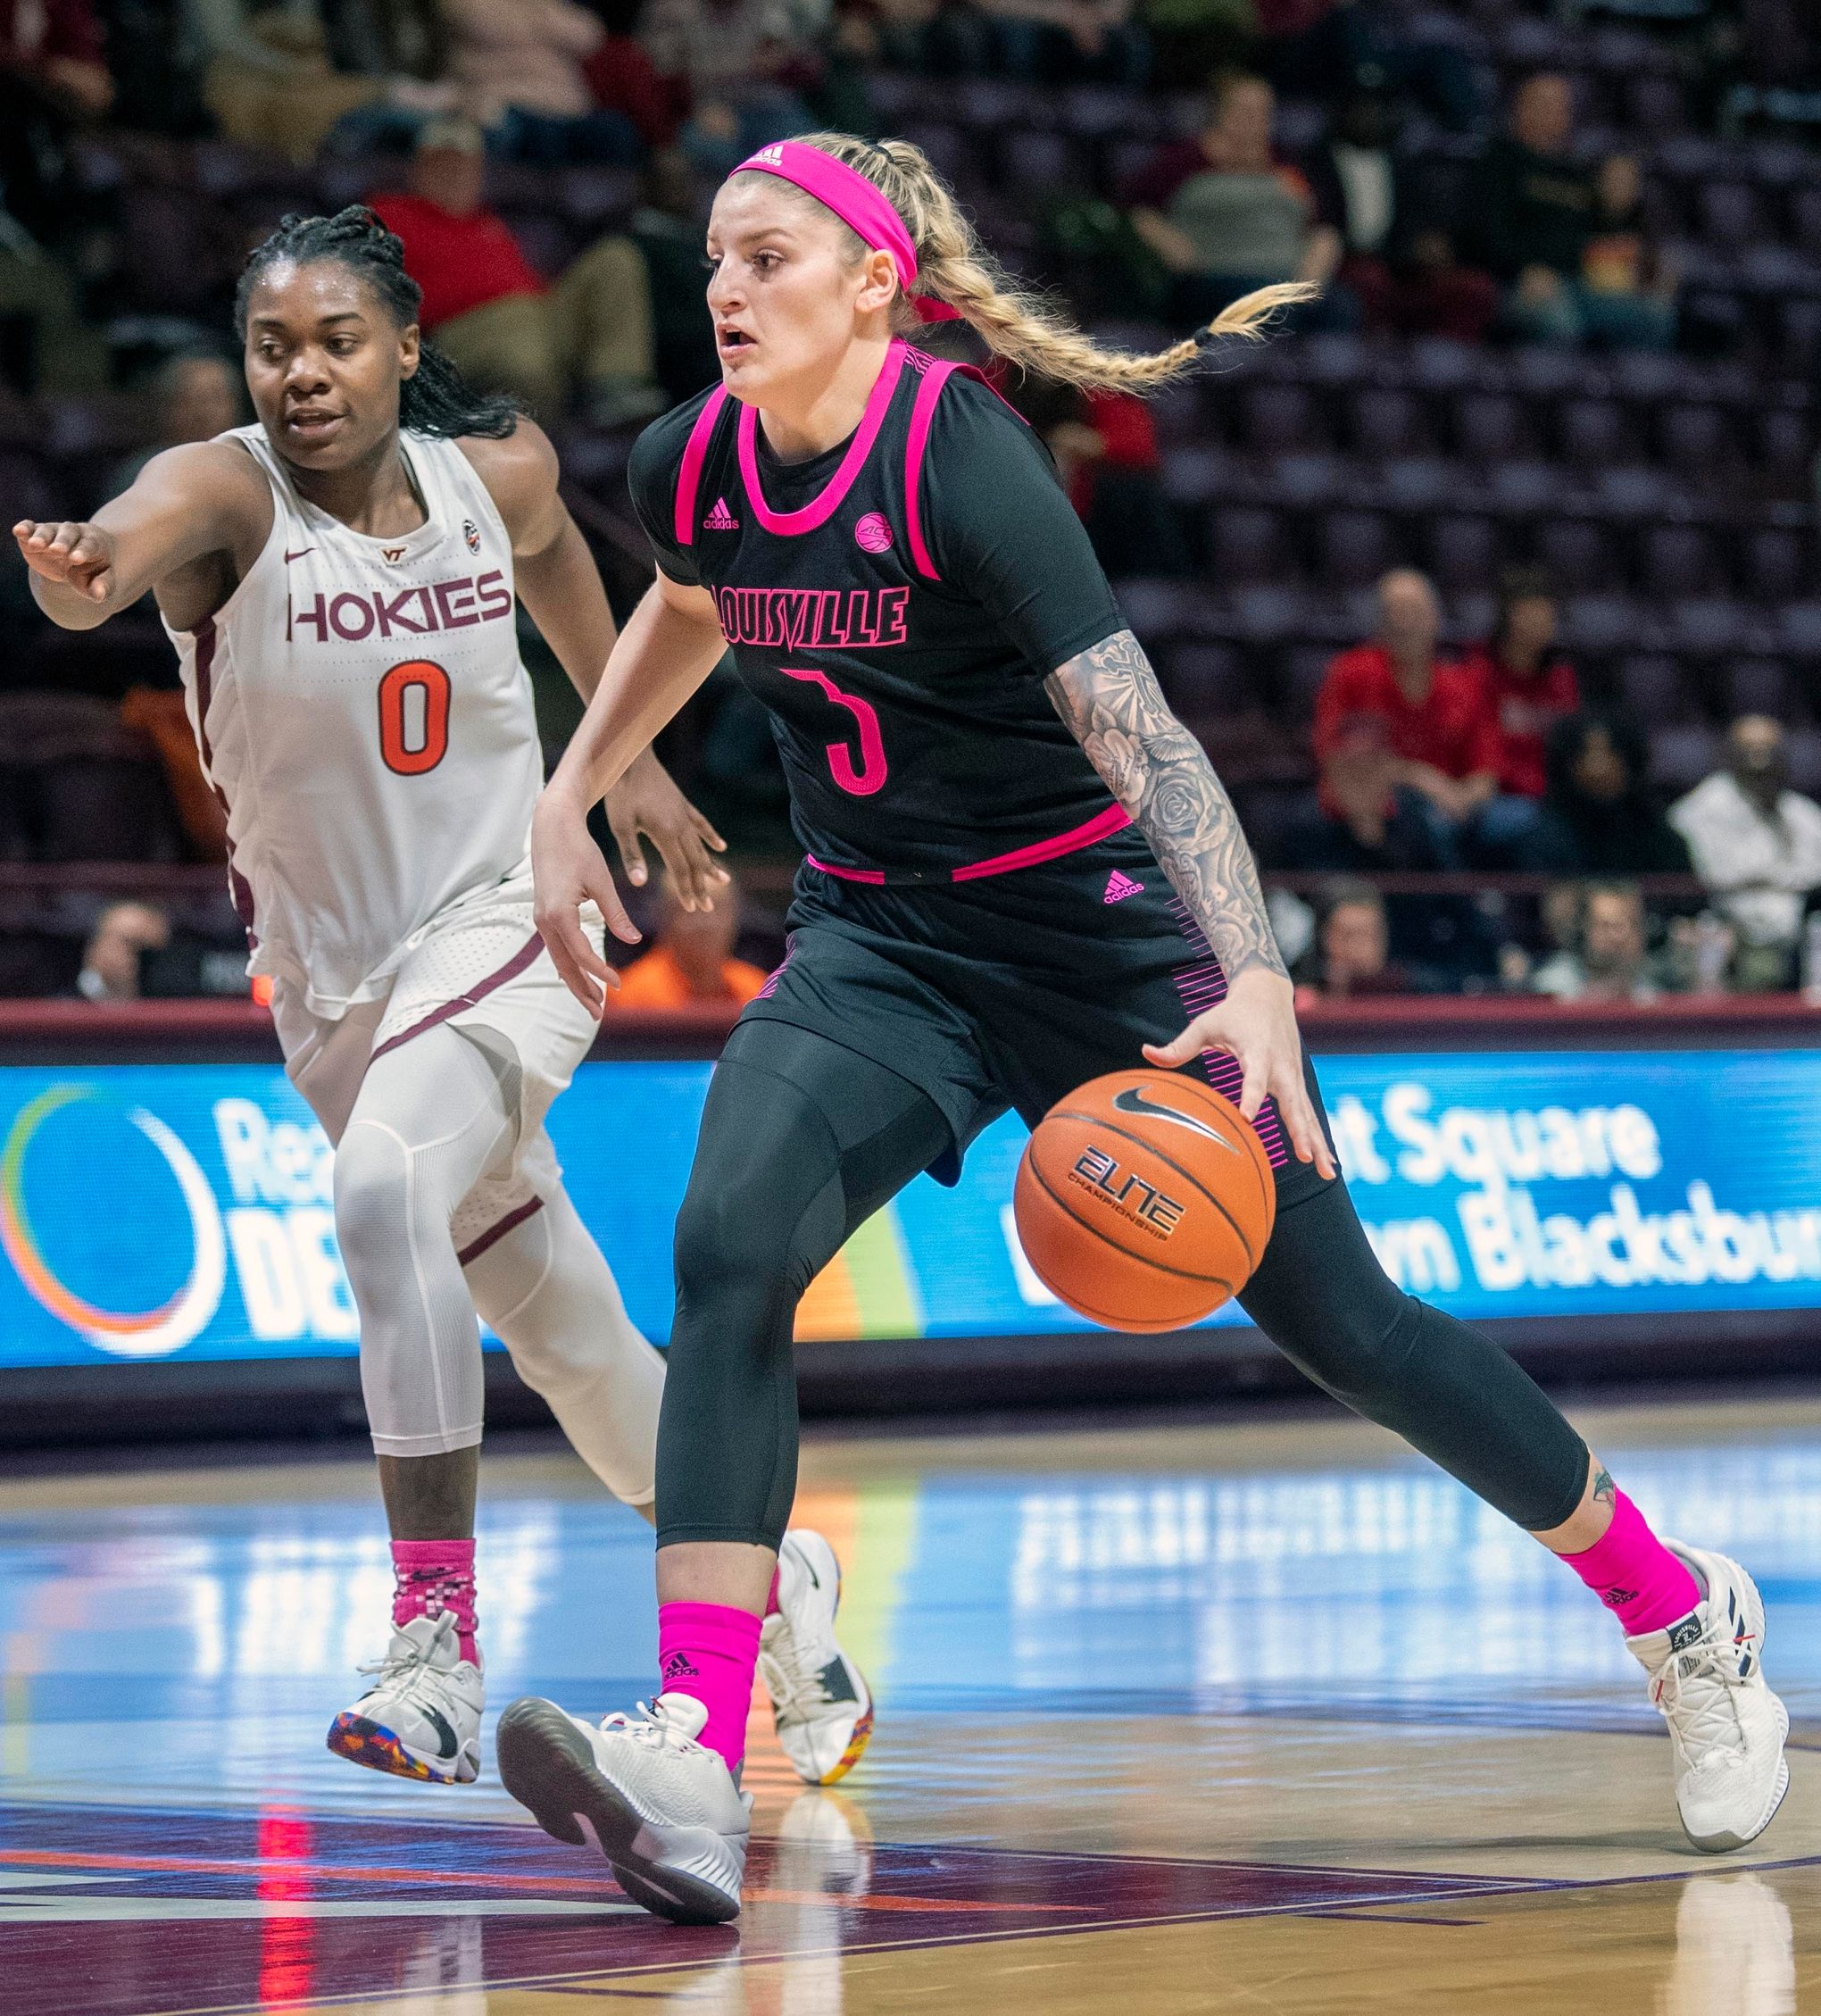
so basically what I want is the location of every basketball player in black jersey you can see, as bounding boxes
[494,135,1787,1923]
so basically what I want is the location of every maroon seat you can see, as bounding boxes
[1617,654,1690,721]
[1316,510,1399,590]
[1427,516,1501,596]
[1537,519,1617,595]
[1238,383,1326,454]
[1742,528,1806,603]
[1639,525,1721,600]
[1721,660,1798,721]
[1208,506,1294,587]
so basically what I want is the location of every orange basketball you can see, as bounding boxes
[1013,1068,1276,1333]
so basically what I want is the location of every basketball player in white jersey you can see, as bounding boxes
[13,206,875,1794]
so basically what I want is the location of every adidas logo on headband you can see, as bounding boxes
[752,144,786,166]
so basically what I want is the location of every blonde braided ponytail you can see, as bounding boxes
[731,130,1315,393]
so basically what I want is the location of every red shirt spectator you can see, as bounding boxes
[1315,645,1501,783]
[370,158,546,331]
[1459,644,1579,797]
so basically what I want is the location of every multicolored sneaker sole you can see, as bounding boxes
[325,1712,457,1784]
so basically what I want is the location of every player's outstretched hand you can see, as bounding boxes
[1143,967,1337,1179]
[13,519,116,601]
[603,753,730,912]
[532,787,639,1018]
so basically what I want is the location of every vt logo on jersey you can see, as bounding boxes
[381,546,408,563]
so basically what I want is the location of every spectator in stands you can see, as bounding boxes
[1529,712,1692,876]
[1301,91,1496,342]
[1670,714,1821,989]
[440,0,644,162]
[1582,154,1676,337]
[610,871,767,1008]
[1126,72,1356,333]
[641,0,823,172]
[579,0,684,150]
[1314,570,1519,856]
[1530,880,1666,1003]
[76,900,170,1002]
[1293,881,1427,1000]
[195,0,440,161]
[0,0,112,392]
[1459,568,1580,804]
[1011,374,1191,578]
[109,352,245,494]
[628,146,723,401]
[1468,72,1675,350]
[968,0,1147,86]
[370,120,666,422]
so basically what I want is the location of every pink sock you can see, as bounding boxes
[1559,1492,1700,1637]
[765,1567,781,1618]
[391,1538,478,1665]
[658,1601,761,1771]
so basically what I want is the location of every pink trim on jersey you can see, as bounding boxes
[903,357,960,580]
[456,1195,545,1267]
[676,387,730,547]
[806,802,1131,886]
[370,932,545,1062]
[951,804,1132,880]
[737,341,907,537]
[1166,896,1289,1169]
[805,853,887,884]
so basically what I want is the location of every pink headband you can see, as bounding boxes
[732,140,919,288]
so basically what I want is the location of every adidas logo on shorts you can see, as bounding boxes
[704,496,739,532]
[1103,870,1143,904]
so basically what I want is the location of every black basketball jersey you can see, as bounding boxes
[628,340,1130,883]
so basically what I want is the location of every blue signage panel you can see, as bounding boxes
[0,1049,1817,1367]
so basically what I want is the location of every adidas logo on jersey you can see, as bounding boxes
[1103,870,1143,904]
[704,496,740,531]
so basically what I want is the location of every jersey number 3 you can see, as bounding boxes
[378,659,452,776]
[780,666,888,796]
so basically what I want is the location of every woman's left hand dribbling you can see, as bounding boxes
[1143,967,1337,1179]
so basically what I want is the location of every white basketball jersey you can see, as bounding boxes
[166,425,545,1018]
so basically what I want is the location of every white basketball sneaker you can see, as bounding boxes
[327,1610,483,1785]
[760,1529,875,1786]
[1627,1541,1790,1853]
[496,1692,751,1924]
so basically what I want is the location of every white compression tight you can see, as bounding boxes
[332,1023,662,1504]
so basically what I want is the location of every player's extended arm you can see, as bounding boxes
[470,421,728,910]
[12,444,267,631]
[530,570,732,1013]
[1047,628,1335,1174]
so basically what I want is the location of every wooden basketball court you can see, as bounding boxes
[2,1394,1814,2013]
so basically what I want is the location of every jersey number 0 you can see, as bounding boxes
[378,659,452,776]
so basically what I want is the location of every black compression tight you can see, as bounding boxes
[657,1021,1590,1548]
[657,1020,952,1546]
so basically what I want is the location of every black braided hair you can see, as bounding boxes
[234,206,524,441]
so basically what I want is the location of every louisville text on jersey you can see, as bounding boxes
[713,584,910,651]
[287,571,513,645]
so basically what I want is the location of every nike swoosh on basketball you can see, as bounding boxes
[284,547,315,563]
[1111,1084,1241,1152]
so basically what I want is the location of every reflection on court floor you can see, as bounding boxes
[0,1399,1816,2012]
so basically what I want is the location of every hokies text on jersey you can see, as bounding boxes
[713,585,910,652]
[287,571,513,646]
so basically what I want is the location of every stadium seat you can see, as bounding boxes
[1427,516,1501,596]
[1317,510,1400,589]
[1617,654,1690,722]
[1639,525,1721,600]
[1208,506,1294,586]
[1539,519,1618,595]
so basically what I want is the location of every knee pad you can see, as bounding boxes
[332,1118,413,1284]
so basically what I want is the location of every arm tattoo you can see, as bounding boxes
[1591,1466,1616,1506]
[1047,629,1287,982]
